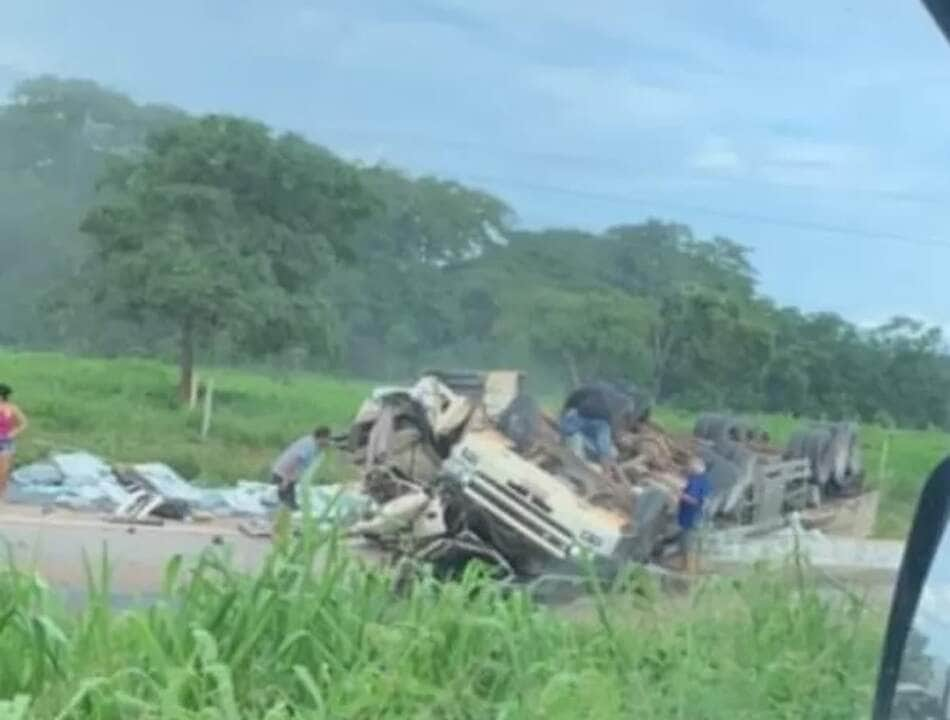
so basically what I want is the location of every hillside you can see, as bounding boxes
[1,351,945,539]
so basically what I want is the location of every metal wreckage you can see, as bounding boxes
[335,369,870,589]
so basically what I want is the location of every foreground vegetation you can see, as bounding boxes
[3,350,945,539]
[0,522,882,719]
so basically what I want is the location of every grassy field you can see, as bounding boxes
[2,350,945,538]
[0,525,882,719]
[0,351,371,486]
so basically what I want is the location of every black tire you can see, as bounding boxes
[803,429,832,487]
[707,415,731,443]
[624,487,671,563]
[694,413,717,439]
[785,430,808,460]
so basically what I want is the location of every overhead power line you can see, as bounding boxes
[314,124,950,209]
[458,172,950,251]
[306,124,950,250]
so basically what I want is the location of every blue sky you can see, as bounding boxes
[4,1,950,329]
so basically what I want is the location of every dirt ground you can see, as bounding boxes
[0,503,273,595]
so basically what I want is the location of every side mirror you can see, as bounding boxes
[873,457,950,719]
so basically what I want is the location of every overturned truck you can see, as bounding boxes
[342,371,661,582]
[340,371,873,585]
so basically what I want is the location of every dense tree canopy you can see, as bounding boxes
[79,115,372,397]
[2,75,949,427]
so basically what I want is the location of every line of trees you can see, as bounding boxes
[2,75,949,428]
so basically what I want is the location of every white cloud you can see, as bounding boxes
[756,139,874,190]
[691,136,742,173]
[766,139,863,169]
[523,65,693,130]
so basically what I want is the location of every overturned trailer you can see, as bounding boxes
[692,413,875,539]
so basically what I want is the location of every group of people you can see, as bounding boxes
[557,382,710,573]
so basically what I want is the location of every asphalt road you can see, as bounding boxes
[0,504,272,595]
[0,502,902,610]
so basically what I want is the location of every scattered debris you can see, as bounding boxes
[9,453,370,526]
[238,519,273,538]
[110,489,167,523]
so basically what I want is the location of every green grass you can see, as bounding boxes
[0,351,370,485]
[0,526,883,719]
[2,350,947,537]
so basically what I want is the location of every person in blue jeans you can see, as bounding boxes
[559,408,614,459]
[559,382,647,481]
[676,458,711,574]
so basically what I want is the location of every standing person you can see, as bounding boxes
[271,426,331,510]
[676,457,710,575]
[0,383,28,497]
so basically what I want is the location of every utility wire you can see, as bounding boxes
[315,127,950,249]
[315,124,950,209]
[456,172,950,251]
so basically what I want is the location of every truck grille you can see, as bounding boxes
[461,471,577,559]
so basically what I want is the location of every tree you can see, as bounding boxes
[0,76,187,350]
[649,287,773,408]
[496,286,656,388]
[353,165,513,266]
[80,115,372,399]
[327,166,514,376]
[872,317,950,429]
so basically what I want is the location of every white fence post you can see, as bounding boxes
[201,377,215,440]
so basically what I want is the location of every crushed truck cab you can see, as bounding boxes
[442,428,633,563]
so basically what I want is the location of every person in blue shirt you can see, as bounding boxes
[676,458,711,574]
[271,426,331,509]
